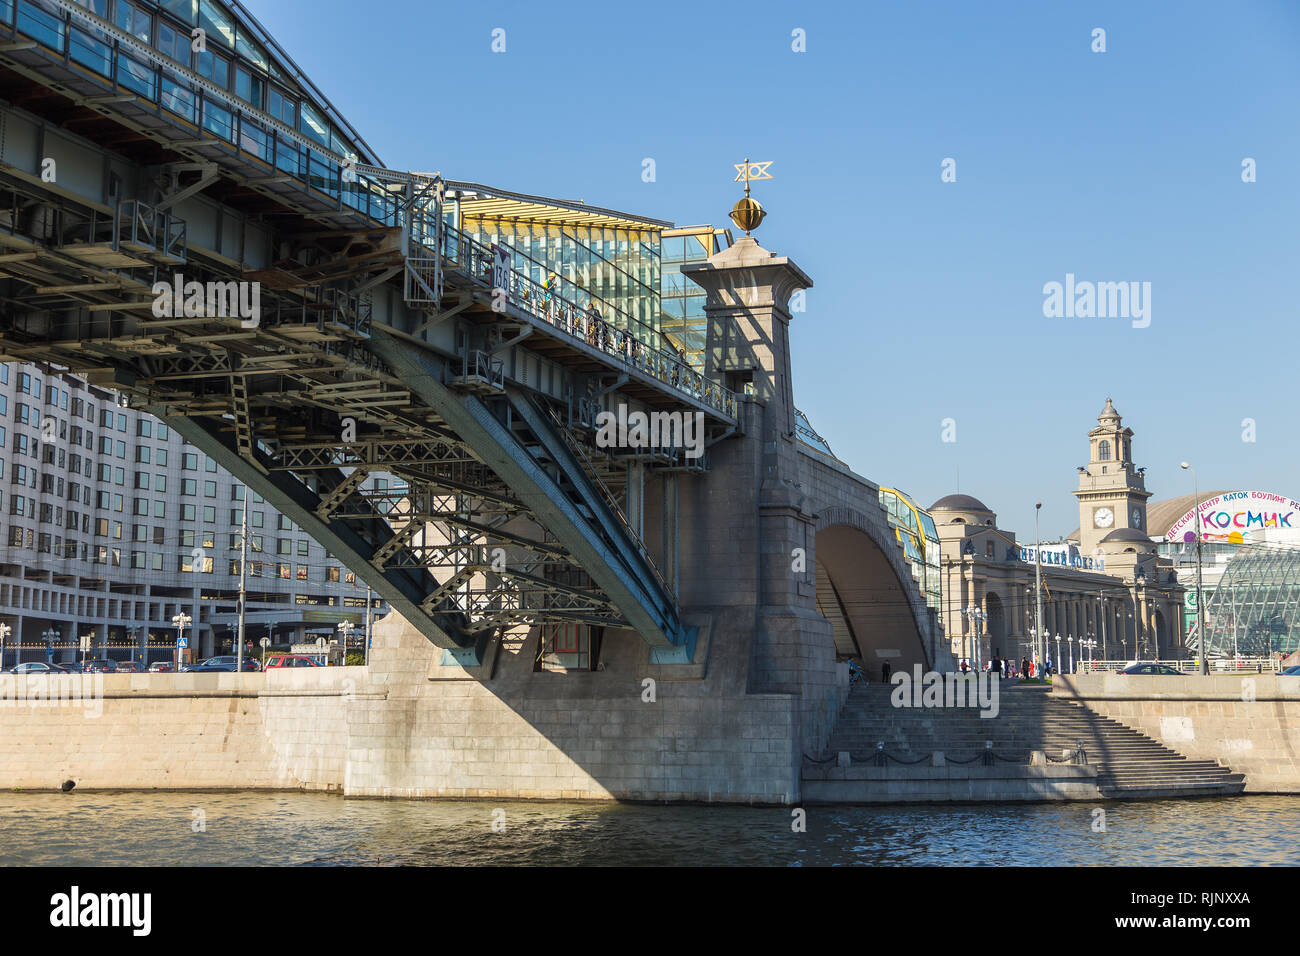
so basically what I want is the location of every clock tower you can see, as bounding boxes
[1074,397,1153,557]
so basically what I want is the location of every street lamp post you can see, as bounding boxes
[337,620,355,664]
[1181,462,1209,675]
[237,489,249,674]
[126,626,139,665]
[365,585,373,666]
[42,627,59,666]
[1034,503,1044,672]
[963,605,986,670]
[172,611,192,671]
[0,622,9,670]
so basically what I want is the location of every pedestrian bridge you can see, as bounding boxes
[0,0,944,799]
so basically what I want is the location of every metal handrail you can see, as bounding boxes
[1075,658,1284,673]
[433,223,737,420]
[536,401,679,613]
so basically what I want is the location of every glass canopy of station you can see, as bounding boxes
[1200,543,1300,659]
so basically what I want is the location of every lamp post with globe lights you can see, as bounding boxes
[1180,462,1209,675]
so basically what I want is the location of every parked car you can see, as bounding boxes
[1118,662,1184,676]
[1281,664,1300,676]
[206,655,260,672]
[180,656,237,673]
[114,661,142,673]
[263,654,322,669]
[147,662,175,673]
[7,662,68,674]
[82,659,118,673]
[59,662,86,673]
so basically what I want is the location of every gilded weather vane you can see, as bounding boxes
[729,157,772,235]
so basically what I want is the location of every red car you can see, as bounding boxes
[263,655,322,669]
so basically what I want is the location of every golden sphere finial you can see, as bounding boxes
[729,196,766,234]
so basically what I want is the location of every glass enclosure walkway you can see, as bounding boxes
[0,0,738,420]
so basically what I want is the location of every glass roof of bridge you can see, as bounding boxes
[450,182,672,232]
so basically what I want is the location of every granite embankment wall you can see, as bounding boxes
[0,611,831,804]
[1052,673,1300,793]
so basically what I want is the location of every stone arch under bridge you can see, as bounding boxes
[812,504,941,678]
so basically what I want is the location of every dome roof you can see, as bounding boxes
[1100,528,1151,544]
[929,494,991,512]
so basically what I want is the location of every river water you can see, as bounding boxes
[1,791,1296,866]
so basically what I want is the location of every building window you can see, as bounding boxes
[536,623,596,672]
[1098,440,1111,461]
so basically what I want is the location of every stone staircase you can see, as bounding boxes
[815,683,1245,799]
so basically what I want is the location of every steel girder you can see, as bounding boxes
[368,328,692,650]
[156,408,486,653]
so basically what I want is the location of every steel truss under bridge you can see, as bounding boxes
[0,181,695,659]
[0,20,718,660]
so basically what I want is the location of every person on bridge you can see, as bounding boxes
[1021,656,1030,680]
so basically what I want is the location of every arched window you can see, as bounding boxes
[1098,440,1112,461]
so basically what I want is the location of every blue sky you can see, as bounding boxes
[256,0,1300,540]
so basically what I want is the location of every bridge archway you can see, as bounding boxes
[813,508,933,679]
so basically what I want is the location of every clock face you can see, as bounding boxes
[1094,507,1115,529]
[1131,508,1142,528]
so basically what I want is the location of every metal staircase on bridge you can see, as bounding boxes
[809,684,1247,799]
